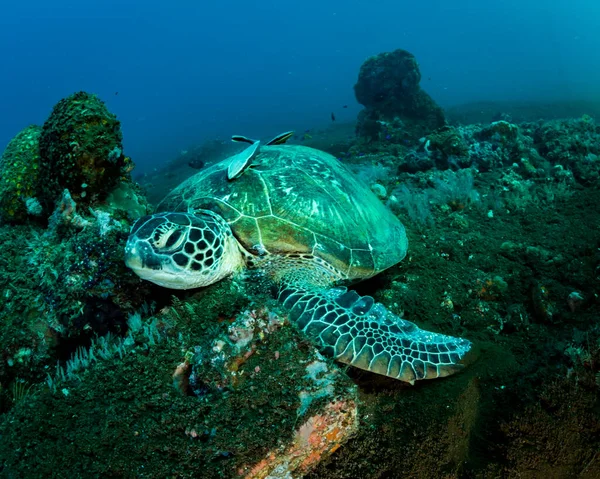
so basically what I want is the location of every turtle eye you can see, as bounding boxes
[154,227,186,252]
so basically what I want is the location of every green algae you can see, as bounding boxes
[0,125,43,223]
[39,91,133,209]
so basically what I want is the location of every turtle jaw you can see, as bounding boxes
[127,265,194,290]
[124,239,195,290]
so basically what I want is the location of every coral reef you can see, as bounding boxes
[532,115,600,184]
[0,125,43,222]
[0,93,150,391]
[2,94,600,478]
[470,120,542,171]
[0,292,359,479]
[0,195,151,387]
[38,91,133,209]
[425,125,470,167]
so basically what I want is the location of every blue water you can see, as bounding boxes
[1,0,598,172]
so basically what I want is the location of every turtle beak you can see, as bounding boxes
[124,243,143,271]
[125,239,163,272]
[125,237,193,289]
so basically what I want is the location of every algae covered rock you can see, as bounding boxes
[0,125,43,223]
[0,92,150,389]
[0,182,150,388]
[354,49,422,113]
[354,49,446,143]
[0,208,152,385]
[424,125,470,169]
[39,91,133,208]
[456,121,543,173]
[0,296,359,479]
[533,116,600,184]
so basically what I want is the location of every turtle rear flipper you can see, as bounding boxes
[279,285,472,384]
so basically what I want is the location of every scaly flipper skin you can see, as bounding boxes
[279,284,472,383]
[125,135,473,384]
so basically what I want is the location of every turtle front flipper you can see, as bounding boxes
[278,285,472,384]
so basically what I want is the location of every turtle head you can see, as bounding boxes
[125,211,244,289]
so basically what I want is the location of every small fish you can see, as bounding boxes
[115,91,119,95]
[231,135,255,144]
[342,105,348,108]
[267,131,294,145]
[331,112,336,122]
[188,159,204,169]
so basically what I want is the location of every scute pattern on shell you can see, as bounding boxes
[158,144,407,280]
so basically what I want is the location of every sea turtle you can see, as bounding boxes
[125,132,472,383]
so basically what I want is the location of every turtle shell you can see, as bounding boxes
[157,145,407,279]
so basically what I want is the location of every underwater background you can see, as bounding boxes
[2,0,600,172]
[1,1,600,478]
